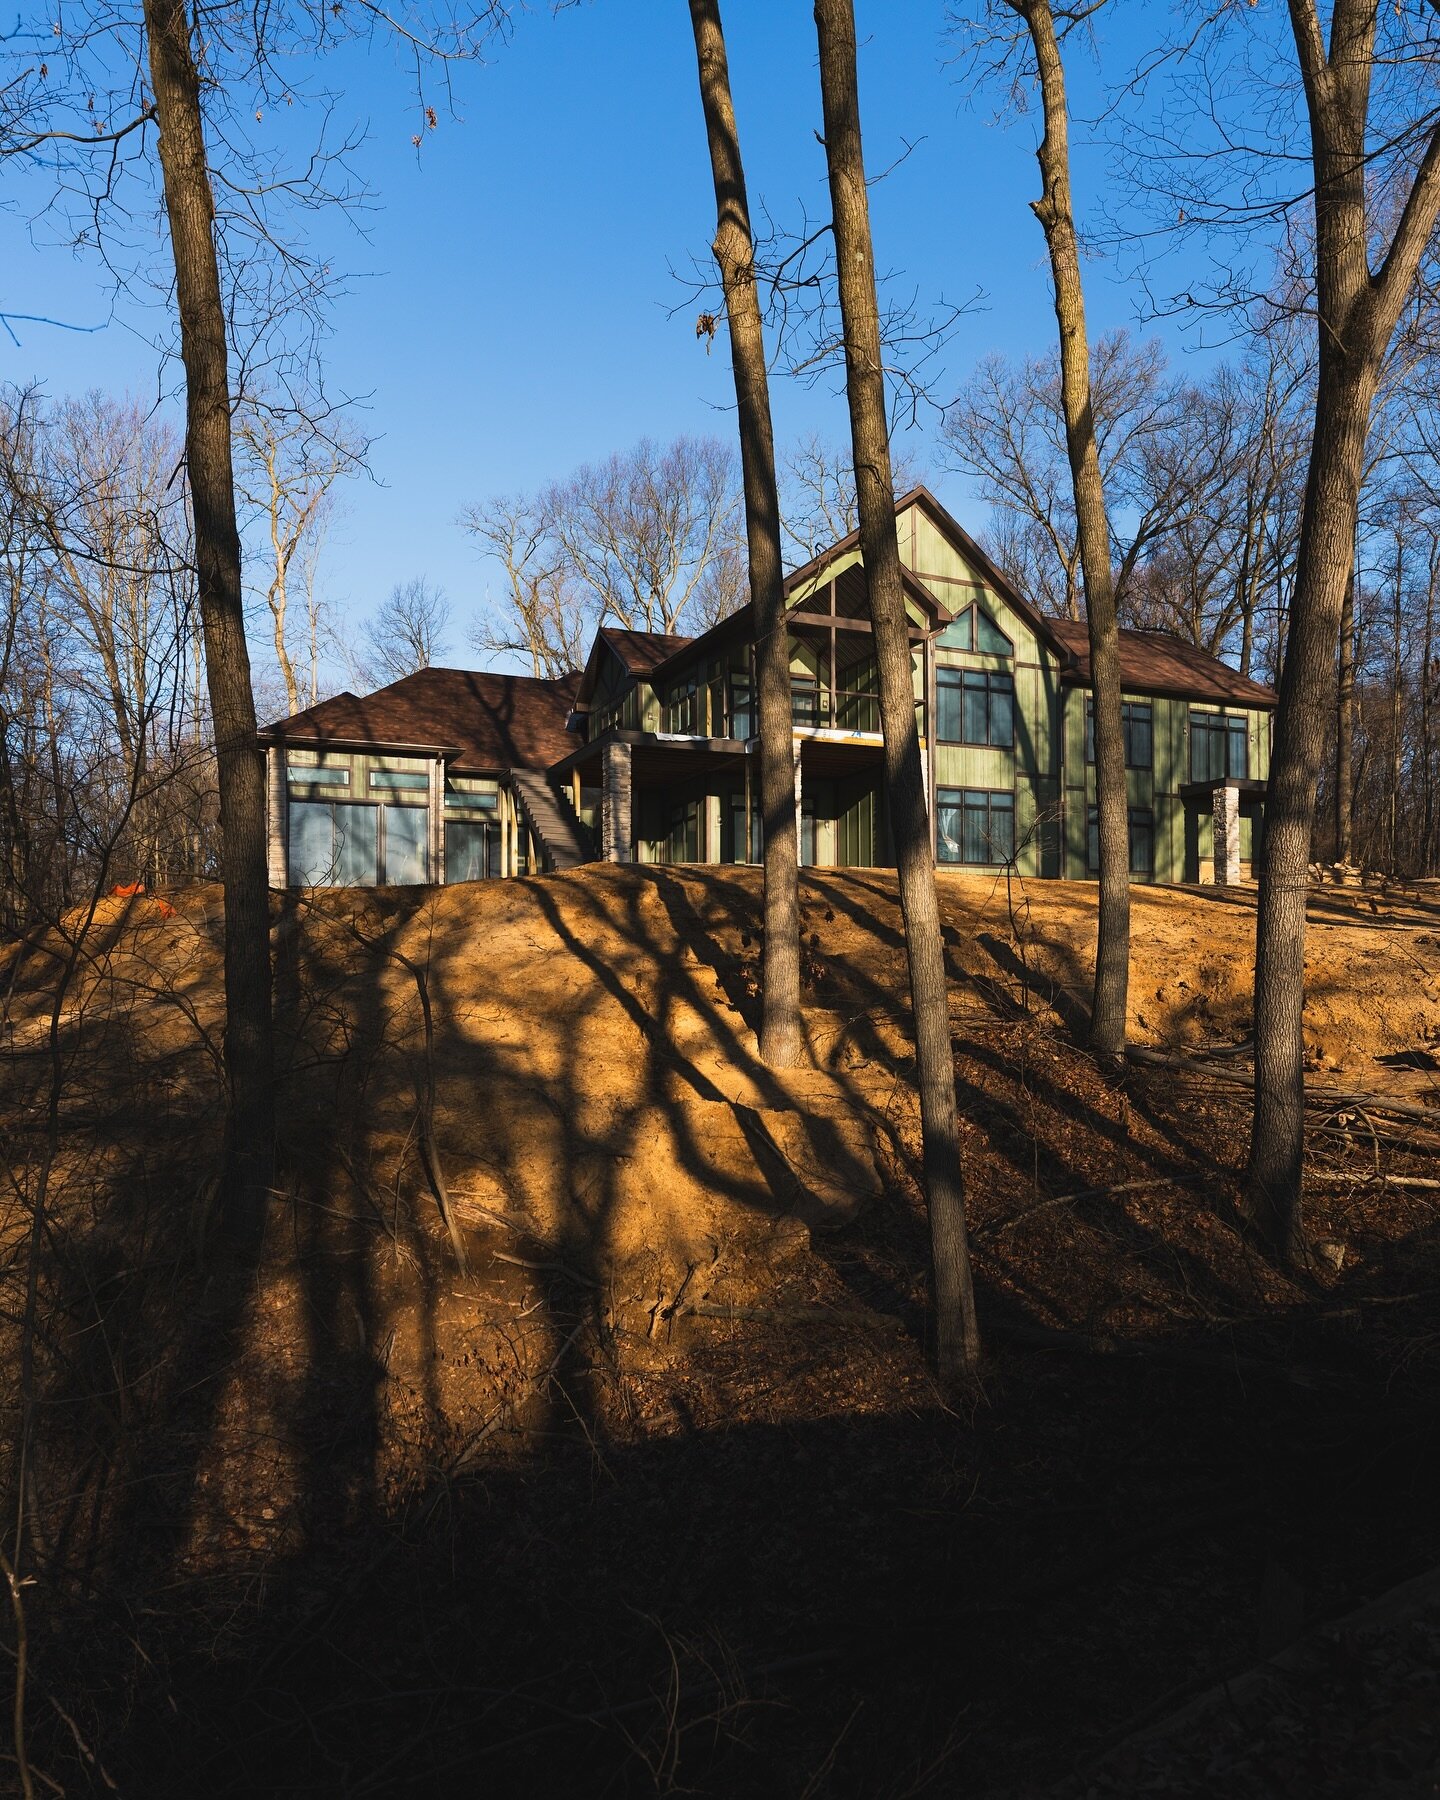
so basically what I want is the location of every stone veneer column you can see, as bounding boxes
[794,744,804,863]
[1213,782,1241,886]
[602,741,633,863]
[428,756,445,884]
[266,745,286,887]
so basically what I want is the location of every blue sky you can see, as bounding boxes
[1,1,1207,677]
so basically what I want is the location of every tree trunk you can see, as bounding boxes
[1390,554,1403,872]
[1423,547,1437,873]
[1246,364,1372,1259]
[1243,0,1440,1263]
[1335,566,1355,863]
[687,0,802,1069]
[813,0,980,1379]
[143,0,274,1245]
[1010,0,1129,1059]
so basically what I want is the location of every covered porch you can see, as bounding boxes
[551,731,890,870]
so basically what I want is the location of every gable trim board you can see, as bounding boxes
[261,490,1275,889]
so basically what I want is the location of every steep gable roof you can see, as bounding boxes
[261,668,582,772]
[599,627,692,674]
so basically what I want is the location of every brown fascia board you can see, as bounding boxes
[1056,667,1279,709]
[260,726,472,758]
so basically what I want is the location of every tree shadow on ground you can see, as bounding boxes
[14,868,1440,1800]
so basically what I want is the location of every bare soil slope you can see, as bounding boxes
[4,866,1440,1797]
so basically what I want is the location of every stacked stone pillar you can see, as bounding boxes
[428,756,445,884]
[266,745,286,887]
[1212,782,1241,886]
[602,740,633,863]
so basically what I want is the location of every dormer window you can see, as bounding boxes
[938,604,1012,657]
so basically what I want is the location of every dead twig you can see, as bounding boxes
[1128,1046,1440,1128]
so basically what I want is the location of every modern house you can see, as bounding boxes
[260,489,1276,890]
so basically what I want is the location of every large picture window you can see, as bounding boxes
[936,788,1015,865]
[384,805,428,884]
[1087,806,1155,877]
[1085,699,1153,769]
[286,799,429,886]
[1190,712,1249,782]
[288,800,378,885]
[937,668,1015,747]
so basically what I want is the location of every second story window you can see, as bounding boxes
[1086,700,1153,769]
[666,676,698,734]
[937,667,1014,747]
[1190,712,1248,782]
[791,676,820,726]
[728,675,753,740]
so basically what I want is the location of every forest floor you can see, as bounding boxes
[3,864,1440,1797]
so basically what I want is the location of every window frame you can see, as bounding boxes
[936,666,1015,748]
[937,603,1014,658]
[287,762,350,786]
[1189,711,1249,783]
[1086,804,1156,878]
[369,768,428,791]
[1085,698,1154,770]
[936,786,1016,867]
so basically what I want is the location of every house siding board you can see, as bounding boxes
[905,507,1044,664]
[935,744,1016,791]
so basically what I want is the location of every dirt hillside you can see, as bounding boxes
[5,865,1440,1797]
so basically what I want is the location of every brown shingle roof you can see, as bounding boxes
[599,627,692,675]
[261,668,582,773]
[1047,621,1277,708]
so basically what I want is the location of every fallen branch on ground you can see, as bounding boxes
[1127,1047,1440,1128]
[1306,1173,1440,1190]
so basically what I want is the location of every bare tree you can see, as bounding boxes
[813,0,981,1380]
[461,493,590,678]
[1238,3,1440,1261]
[542,436,745,634]
[362,578,452,685]
[688,0,803,1068]
[462,435,747,671]
[236,402,364,715]
[140,0,274,1240]
[952,0,1130,1059]
[943,332,1186,624]
[779,432,924,568]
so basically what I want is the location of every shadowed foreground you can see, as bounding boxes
[4,866,1440,1795]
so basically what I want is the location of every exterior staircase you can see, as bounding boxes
[510,768,595,872]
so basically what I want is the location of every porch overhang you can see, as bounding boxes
[549,728,752,786]
[1178,778,1268,801]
